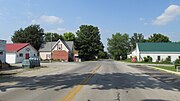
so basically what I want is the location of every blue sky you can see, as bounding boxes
[1,0,180,50]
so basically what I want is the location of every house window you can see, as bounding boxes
[58,44,62,50]
[0,51,3,55]
[19,53,23,57]
[157,56,161,61]
[46,54,51,59]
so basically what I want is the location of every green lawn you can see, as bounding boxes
[155,66,177,72]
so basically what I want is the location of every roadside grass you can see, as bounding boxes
[155,66,176,72]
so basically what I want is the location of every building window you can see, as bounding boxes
[19,53,23,57]
[0,51,3,55]
[58,44,62,50]
[157,56,161,61]
[46,54,51,59]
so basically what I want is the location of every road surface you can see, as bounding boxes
[0,60,180,101]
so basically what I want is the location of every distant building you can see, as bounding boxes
[39,39,76,61]
[0,40,6,63]
[6,43,38,63]
[128,43,180,62]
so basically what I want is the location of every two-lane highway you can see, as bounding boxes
[0,60,180,101]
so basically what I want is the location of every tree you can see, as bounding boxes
[75,25,104,60]
[107,33,130,60]
[130,33,145,49]
[147,33,171,42]
[44,32,63,42]
[62,32,75,41]
[98,51,109,59]
[11,24,44,50]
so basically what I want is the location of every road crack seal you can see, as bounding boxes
[115,92,121,101]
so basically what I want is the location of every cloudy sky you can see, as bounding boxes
[0,0,180,50]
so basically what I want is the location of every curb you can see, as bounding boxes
[147,66,180,76]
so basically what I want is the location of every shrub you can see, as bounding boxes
[131,56,137,62]
[175,59,180,64]
[161,57,171,64]
[143,56,152,62]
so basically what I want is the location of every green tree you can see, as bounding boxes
[75,25,104,60]
[130,33,145,49]
[62,32,75,41]
[107,33,130,60]
[44,32,63,42]
[147,33,171,42]
[98,51,109,59]
[11,24,44,50]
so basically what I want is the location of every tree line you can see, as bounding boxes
[11,24,107,61]
[107,33,172,60]
[11,24,174,61]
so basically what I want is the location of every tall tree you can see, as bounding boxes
[75,25,104,60]
[62,32,75,41]
[107,33,130,60]
[44,32,63,42]
[147,33,171,42]
[130,33,145,49]
[11,24,44,50]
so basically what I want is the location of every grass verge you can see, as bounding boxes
[155,66,177,72]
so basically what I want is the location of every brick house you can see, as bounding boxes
[39,39,75,61]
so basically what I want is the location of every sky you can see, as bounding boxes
[0,0,180,50]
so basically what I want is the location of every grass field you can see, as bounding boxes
[155,66,178,72]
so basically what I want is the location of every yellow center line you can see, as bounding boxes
[59,65,101,101]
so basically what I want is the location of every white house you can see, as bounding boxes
[0,40,6,63]
[39,39,75,61]
[129,43,180,62]
[6,43,38,63]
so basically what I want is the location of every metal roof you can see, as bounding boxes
[39,40,74,52]
[6,43,30,52]
[138,42,180,52]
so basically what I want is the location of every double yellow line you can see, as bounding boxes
[60,65,101,101]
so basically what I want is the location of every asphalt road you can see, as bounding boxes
[0,60,180,101]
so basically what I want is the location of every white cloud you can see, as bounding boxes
[153,5,180,26]
[45,28,75,34]
[32,15,63,24]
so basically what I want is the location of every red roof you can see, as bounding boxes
[6,43,30,52]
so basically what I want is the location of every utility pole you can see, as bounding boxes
[50,33,52,63]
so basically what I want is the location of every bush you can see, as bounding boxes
[132,56,137,62]
[175,59,180,64]
[161,57,171,64]
[143,56,152,62]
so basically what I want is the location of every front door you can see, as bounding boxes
[26,53,30,59]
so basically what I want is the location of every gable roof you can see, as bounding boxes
[65,41,74,51]
[6,43,30,52]
[39,40,74,52]
[138,42,180,52]
[39,42,56,52]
